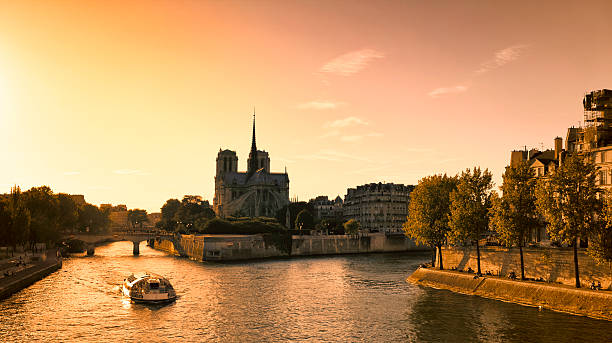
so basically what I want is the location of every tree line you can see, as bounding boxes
[403,154,612,288]
[0,186,110,253]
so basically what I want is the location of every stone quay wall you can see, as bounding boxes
[0,250,62,300]
[153,233,425,261]
[408,268,612,321]
[153,234,287,261]
[291,233,423,256]
[440,246,612,289]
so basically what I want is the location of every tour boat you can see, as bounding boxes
[122,272,177,304]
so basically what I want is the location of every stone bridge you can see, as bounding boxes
[66,230,175,256]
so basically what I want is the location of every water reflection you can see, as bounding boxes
[0,241,610,342]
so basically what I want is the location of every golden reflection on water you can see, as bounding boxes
[1,242,612,342]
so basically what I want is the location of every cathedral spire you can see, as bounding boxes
[251,108,256,152]
[248,109,259,175]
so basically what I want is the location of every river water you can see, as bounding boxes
[0,241,610,342]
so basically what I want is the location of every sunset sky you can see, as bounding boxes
[1,1,612,212]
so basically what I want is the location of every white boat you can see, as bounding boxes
[122,272,177,304]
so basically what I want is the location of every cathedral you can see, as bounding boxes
[213,115,290,218]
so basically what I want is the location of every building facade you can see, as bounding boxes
[308,195,343,221]
[566,89,612,190]
[343,182,414,233]
[213,116,289,218]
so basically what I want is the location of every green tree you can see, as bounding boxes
[159,198,181,231]
[78,204,110,234]
[343,219,360,235]
[56,193,79,233]
[448,167,493,274]
[175,196,215,231]
[535,154,601,288]
[295,209,314,231]
[403,174,457,270]
[489,162,540,280]
[276,202,316,229]
[128,209,148,228]
[1,187,31,254]
[24,186,59,246]
[589,189,612,263]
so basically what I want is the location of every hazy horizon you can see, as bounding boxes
[1,0,612,212]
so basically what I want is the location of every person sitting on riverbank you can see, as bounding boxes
[467,267,474,273]
[508,271,517,280]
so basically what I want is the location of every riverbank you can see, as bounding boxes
[152,232,427,261]
[0,249,62,300]
[407,267,612,321]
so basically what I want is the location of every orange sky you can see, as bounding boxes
[1,1,611,212]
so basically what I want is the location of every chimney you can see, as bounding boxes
[554,137,562,160]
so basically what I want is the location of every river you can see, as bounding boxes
[0,241,610,342]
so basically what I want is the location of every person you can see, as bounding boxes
[467,267,474,273]
[597,281,602,290]
[591,281,597,290]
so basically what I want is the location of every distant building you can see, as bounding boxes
[343,182,414,233]
[508,89,612,243]
[566,89,612,190]
[70,194,86,206]
[308,195,343,221]
[147,212,162,228]
[103,204,129,231]
[213,115,290,218]
[510,137,562,178]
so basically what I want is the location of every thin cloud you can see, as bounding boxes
[320,49,384,76]
[476,44,528,74]
[325,116,369,128]
[428,85,468,98]
[297,101,346,110]
[341,135,363,142]
[63,171,81,176]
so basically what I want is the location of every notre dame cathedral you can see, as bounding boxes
[213,115,290,218]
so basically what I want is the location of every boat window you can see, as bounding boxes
[149,282,159,289]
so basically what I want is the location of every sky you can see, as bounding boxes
[1,0,612,213]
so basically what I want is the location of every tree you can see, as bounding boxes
[295,209,314,231]
[536,154,601,288]
[343,219,360,235]
[24,186,59,246]
[276,202,315,229]
[78,204,110,234]
[159,198,181,231]
[589,189,612,263]
[1,187,31,254]
[56,193,79,233]
[128,209,148,228]
[403,174,457,269]
[489,162,540,280]
[448,167,493,274]
[175,196,215,230]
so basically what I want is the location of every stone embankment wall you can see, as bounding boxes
[440,246,612,289]
[291,233,422,256]
[0,250,62,300]
[153,234,287,261]
[408,268,612,321]
[153,233,424,261]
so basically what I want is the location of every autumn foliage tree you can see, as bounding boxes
[403,174,457,269]
[536,154,601,288]
[343,219,360,235]
[448,167,493,275]
[489,161,540,280]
